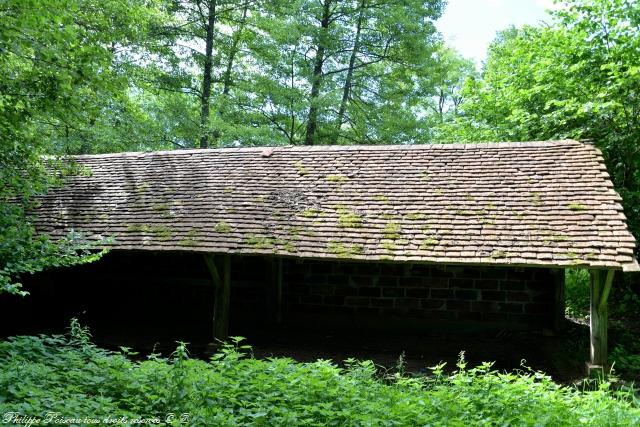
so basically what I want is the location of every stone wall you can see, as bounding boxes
[281,259,564,332]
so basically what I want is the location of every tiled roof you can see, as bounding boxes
[31,140,638,271]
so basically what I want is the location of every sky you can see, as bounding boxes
[435,0,562,66]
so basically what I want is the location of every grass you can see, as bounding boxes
[1,325,639,426]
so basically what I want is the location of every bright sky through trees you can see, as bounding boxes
[436,0,563,65]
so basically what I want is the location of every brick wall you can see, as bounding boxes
[281,259,564,332]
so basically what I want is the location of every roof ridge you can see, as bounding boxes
[69,139,584,159]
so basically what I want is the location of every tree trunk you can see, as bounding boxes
[304,0,332,146]
[199,0,216,149]
[332,0,365,144]
[289,52,296,144]
[221,3,248,96]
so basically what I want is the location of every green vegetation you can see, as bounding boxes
[177,230,199,247]
[568,203,588,212]
[125,224,171,240]
[2,0,640,419]
[420,238,439,250]
[1,328,639,426]
[531,192,541,206]
[301,208,321,218]
[151,202,170,212]
[490,250,507,259]
[565,269,591,320]
[373,194,390,203]
[564,268,640,379]
[327,241,364,258]
[326,174,347,184]
[406,212,426,220]
[383,222,402,240]
[246,235,275,249]
[381,241,398,253]
[293,161,310,176]
[336,209,363,228]
[214,221,232,233]
[282,241,296,253]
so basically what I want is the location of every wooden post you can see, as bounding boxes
[204,254,231,342]
[589,269,615,368]
[267,257,283,325]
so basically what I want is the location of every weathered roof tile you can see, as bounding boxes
[31,140,638,271]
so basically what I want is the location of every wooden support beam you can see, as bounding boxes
[204,254,231,342]
[589,269,615,367]
[267,257,283,325]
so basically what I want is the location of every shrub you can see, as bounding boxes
[0,327,639,426]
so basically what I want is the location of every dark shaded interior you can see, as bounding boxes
[0,250,586,380]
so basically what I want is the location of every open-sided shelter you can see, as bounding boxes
[23,140,639,369]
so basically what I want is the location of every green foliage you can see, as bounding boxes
[1,330,639,425]
[0,0,165,294]
[565,268,591,319]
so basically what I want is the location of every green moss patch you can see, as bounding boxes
[326,174,347,184]
[246,235,275,249]
[568,203,587,211]
[178,230,199,246]
[406,212,426,220]
[337,209,363,228]
[301,208,321,218]
[420,238,439,250]
[294,161,310,176]
[126,224,172,240]
[327,241,364,258]
[373,194,390,203]
[383,222,401,240]
[214,221,232,233]
[490,250,507,259]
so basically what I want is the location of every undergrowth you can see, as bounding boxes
[0,321,639,426]
[564,269,640,381]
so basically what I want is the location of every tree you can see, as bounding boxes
[447,0,640,246]
[0,0,163,294]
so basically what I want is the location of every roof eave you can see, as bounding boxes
[622,259,640,273]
